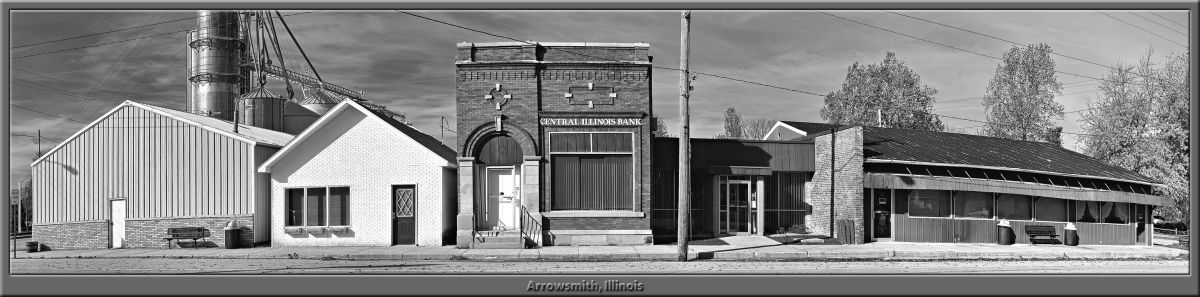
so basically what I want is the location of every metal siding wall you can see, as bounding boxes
[894,214,954,242]
[1076,222,1135,245]
[1009,221,1067,244]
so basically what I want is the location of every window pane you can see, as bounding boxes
[592,133,633,152]
[996,194,1032,220]
[551,155,632,210]
[909,190,950,217]
[1033,197,1068,222]
[306,188,326,226]
[953,191,994,218]
[328,187,350,226]
[1104,202,1129,224]
[550,133,591,153]
[1074,200,1101,223]
[286,188,304,226]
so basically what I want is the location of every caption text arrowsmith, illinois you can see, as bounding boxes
[527,280,645,292]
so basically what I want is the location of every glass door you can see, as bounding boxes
[719,176,755,235]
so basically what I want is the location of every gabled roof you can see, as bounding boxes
[857,126,1158,186]
[32,101,295,166]
[257,99,457,172]
[779,121,840,135]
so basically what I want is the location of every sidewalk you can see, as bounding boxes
[13,237,1188,261]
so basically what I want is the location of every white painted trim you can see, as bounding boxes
[864,158,1161,187]
[761,121,808,140]
[257,100,357,172]
[541,211,645,218]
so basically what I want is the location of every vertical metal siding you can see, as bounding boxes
[32,105,262,225]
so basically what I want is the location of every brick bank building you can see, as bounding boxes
[454,42,654,248]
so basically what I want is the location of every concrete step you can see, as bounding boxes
[478,230,522,237]
[471,240,523,249]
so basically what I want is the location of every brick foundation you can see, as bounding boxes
[124,215,256,248]
[810,127,866,244]
[32,221,109,250]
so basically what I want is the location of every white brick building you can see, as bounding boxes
[258,100,458,246]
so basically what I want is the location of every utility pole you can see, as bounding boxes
[829,127,836,238]
[877,109,882,127]
[677,10,692,262]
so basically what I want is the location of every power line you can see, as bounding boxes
[882,10,1174,86]
[820,11,1118,84]
[10,133,63,143]
[11,13,200,49]
[11,10,322,60]
[396,10,825,97]
[275,11,323,82]
[1128,12,1188,36]
[1148,11,1187,29]
[1097,11,1189,48]
[10,105,91,124]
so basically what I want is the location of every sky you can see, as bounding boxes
[6,10,1191,188]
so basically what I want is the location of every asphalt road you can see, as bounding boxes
[9,258,1189,274]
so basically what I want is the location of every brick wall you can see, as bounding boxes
[456,42,654,246]
[125,215,255,248]
[32,221,108,250]
[268,108,455,247]
[809,127,866,243]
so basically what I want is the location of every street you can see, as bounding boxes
[9,258,1188,274]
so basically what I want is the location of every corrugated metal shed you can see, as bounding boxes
[31,101,292,226]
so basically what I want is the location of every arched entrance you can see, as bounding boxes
[475,135,522,231]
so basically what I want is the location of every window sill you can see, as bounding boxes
[542,211,645,218]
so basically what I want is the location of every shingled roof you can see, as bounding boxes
[857,126,1157,185]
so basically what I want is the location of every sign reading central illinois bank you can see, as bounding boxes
[540,118,643,126]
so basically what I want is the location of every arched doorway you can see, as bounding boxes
[476,134,522,231]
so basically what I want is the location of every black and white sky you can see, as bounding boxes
[7,10,1192,187]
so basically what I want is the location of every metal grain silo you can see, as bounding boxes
[186,10,246,120]
[237,87,286,131]
[299,84,344,116]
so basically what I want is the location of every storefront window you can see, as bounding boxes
[286,188,304,226]
[1074,201,1102,223]
[908,190,951,217]
[952,191,993,219]
[549,131,635,211]
[995,194,1032,220]
[1033,197,1068,222]
[1103,202,1129,224]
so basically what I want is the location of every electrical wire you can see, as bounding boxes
[11,13,201,49]
[1147,11,1187,29]
[276,11,323,82]
[1096,11,1188,48]
[11,10,322,60]
[1127,12,1188,36]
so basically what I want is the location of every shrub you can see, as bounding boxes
[787,224,810,234]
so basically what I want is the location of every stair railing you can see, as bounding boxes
[519,205,542,248]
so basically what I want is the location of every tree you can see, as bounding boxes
[741,118,776,140]
[1080,50,1189,226]
[716,107,743,139]
[981,43,1065,142]
[1042,126,1063,147]
[820,52,944,131]
[653,114,672,137]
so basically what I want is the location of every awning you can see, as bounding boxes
[864,173,1171,206]
[707,166,772,176]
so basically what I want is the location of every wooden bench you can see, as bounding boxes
[163,227,211,249]
[1024,225,1060,245]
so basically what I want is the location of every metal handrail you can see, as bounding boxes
[520,205,542,248]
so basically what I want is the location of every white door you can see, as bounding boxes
[110,199,126,248]
[486,167,518,230]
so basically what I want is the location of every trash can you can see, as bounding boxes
[1064,223,1079,246]
[25,241,39,253]
[996,219,1014,245]
[224,229,240,249]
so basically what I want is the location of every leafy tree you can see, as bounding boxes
[820,52,943,131]
[741,118,776,140]
[1080,50,1189,226]
[653,114,672,137]
[1042,126,1063,147]
[717,107,743,139]
[981,43,1065,142]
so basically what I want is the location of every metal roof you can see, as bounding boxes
[856,126,1158,185]
[135,101,295,147]
[299,85,345,105]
